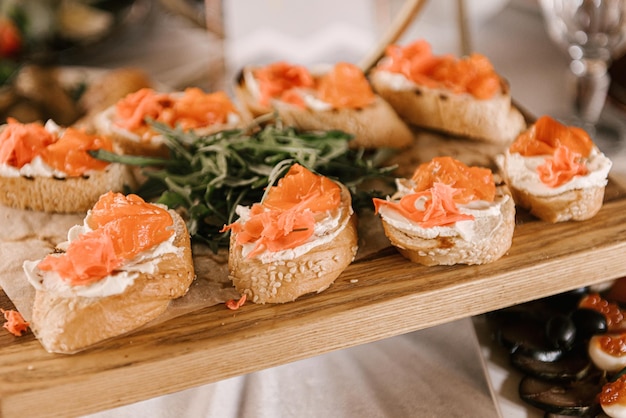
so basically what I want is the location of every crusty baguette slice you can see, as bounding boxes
[28,209,195,354]
[227,183,358,304]
[506,177,605,223]
[234,71,415,149]
[0,163,131,213]
[369,70,526,144]
[379,185,515,266]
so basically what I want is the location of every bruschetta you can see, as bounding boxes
[497,115,612,222]
[373,156,515,266]
[22,191,195,354]
[0,118,130,213]
[223,163,358,303]
[235,61,414,149]
[93,87,247,157]
[368,39,526,144]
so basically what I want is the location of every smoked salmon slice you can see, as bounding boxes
[253,61,375,109]
[510,116,593,187]
[0,118,56,168]
[378,39,501,100]
[223,164,341,258]
[509,115,593,158]
[411,156,496,204]
[113,87,240,136]
[0,119,112,175]
[38,192,174,286]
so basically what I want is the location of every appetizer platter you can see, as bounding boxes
[1,37,626,418]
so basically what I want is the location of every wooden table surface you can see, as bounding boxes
[1,175,625,417]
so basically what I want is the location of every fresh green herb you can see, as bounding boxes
[92,119,397,252]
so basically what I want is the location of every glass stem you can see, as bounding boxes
[569,57,611,129]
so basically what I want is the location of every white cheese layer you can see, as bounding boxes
[23,207,182,298]
[234,203,352,264]
[498,147,612,197]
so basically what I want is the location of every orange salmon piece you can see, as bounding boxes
[379,40,500,99]
[114,88,172,132]
[379,40,443,88]
[0,118,56,168]
[171,88,238,129]
[1,308,29,337]
[411,156,496,203]
[40,127,113,176]
[431,53,500,99]
[537,145,589,187]
[39,192,174,285]
[317,62,375,109]
[373,182,475,228]
[510,115,593,157]
[263,163,341,212]
[222,164,341,257]
[253,61,314,107]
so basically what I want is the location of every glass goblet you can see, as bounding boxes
[539,0,626,148]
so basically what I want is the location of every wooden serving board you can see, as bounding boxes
[1,140,626,418]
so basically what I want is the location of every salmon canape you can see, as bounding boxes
[369,39,526,144]
[373,156,515,266]
[22,191,194,353]
[94,87,246,157]
[223,163,358,303]
[0,118,129,212]
[235,61,414,149]
[498,115,612,222]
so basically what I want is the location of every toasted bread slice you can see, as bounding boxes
[227,182,358,304]
[25,209,194,354]
[235,66,415,149]
[369,70,526,144]
[498,149,611,223]
[378,184,515,266]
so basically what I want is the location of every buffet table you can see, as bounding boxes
[1,2,625,417]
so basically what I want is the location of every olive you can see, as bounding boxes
[545,314,577,349]
[571,308,608,340]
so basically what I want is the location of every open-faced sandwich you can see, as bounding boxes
[93,87,246,157]
[373,156,515,266]
[222,163,358,303]
[235,61,414,149]
[22,191,195,354]
[0,118,129,213]
[497,115,612,222]
[369,39,526,144]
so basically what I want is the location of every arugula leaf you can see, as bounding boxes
[91,120,397,252]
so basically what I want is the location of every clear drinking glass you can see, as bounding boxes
[539,0,626,147]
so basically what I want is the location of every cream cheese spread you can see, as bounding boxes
[23,208,181,298]
[498,147,612,197]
